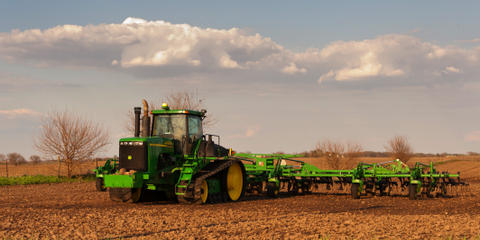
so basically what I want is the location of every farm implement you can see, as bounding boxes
[95,101,466,203]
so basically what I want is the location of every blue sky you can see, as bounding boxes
[1,1,480,158]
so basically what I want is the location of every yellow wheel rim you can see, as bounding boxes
[227,162,243,201]
[201,180,208,204]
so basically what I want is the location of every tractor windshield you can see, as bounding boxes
[152,115,186,140]
[152,114,203,140]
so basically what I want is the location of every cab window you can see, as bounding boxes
[188,115,203,139]
[152,114,186,140]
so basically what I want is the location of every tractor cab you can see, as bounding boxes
[150,104,207,155]
[131,101,226,157]
[151,104,203,140]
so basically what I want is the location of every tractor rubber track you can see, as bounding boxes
[178,159,236,204]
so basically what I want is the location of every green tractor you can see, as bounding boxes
[100,100,246,203]
[96,101,466,203]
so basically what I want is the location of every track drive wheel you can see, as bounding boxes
[224,161,246,202]
[96,177,106,192]
[200,179,209,204]
[408,184,418,200]
[109,188,143,203]
[351,183,361,199]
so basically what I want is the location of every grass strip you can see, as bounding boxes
[0,175,96,186]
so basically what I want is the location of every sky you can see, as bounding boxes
[1,1,480,159]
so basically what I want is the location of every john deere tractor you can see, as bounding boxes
[97,101,466,203]
[100,100,245,203]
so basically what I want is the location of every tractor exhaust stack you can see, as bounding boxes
[133,107,141,137]
[141,99,150,137]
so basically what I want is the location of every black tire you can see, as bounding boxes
[96,178,106,192]
[109,188,143,203]
[267,182,279,198]
[302,181,312,194]
[440,184,447,197]
[409,184,417,200]
[351,183,361,199]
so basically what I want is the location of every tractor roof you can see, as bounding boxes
[151,109,203,117]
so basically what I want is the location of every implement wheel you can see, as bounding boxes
[267,182,279,198]
[224,161,246,202]
[96,177,106,192]
[109,188,143,203]
[351,183,361,199]
[409,184,418,200]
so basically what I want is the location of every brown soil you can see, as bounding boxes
[1,179,479,240]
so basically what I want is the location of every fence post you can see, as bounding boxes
[57,156,61,177]
[5,160,7,178]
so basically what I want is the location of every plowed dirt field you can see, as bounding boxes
[1,178,479,240]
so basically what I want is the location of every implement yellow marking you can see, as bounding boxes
[150,143,173,148]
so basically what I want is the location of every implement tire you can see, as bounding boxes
[96,178,106,192]
[351,183,361,199]
[409,184,417,200]
[267,182,279,198]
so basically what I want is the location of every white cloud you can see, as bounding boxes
[465,131,480,142]
[445,66,461,73]
[0,17,283,71]
[245,125,260,137]
[315,34,478,83]
[282,62,307,74]
[0,108,42,119]
[229,125,261,139]
[1,18,480,86]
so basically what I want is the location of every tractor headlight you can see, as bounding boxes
[120,141,144,146]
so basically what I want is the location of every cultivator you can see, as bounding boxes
[237,154,466,200]
[95,101,467,203]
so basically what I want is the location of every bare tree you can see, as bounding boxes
[7,152,26,165]
[345,143,363,169]
[125,91,216,135]
[316,140,344,169]
[385,135,413,163]
[34,111,110,178]
[0,154,6,177]
[30,155,42,164]
[315,140,363,169]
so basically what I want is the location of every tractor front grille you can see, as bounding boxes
[119,144,147,171]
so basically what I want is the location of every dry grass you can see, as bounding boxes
[0,160,105,177]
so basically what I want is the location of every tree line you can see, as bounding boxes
[0,153,42,165]
[301,136,414,169]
